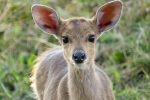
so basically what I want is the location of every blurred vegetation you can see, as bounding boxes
[0,0,150,100]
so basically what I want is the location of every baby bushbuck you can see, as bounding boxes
[31,0,123,100]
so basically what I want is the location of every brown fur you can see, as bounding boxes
[31,48,115,100]
[31,1,123,100]
[31,18,115,100]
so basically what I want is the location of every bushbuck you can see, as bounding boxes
[31,0,123,100]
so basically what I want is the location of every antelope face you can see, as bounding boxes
[60,18,98,65]
[31,1,123,66]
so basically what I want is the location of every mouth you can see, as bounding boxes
[72,59,88,66]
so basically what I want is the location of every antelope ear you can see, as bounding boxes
[94,0,123,33]
[32,4,60,35]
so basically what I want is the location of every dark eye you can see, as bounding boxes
[88,34,95,43]
[62,36,69,44]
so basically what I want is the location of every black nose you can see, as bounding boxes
[72,50,86,64]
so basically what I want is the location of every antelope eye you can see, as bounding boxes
[62,36,69,44]
[88,34,95,43]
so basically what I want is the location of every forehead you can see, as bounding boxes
[61,18,93,36]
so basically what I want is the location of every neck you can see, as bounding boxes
[68,63,100,100]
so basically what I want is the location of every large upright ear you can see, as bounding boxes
[94,0,123,33]
[32,4,60,35]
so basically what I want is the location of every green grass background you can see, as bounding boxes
[0,0,150,100]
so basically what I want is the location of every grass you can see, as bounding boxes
[0,0,150,100]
